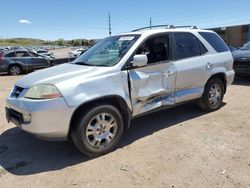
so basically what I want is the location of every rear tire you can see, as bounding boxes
[71,104,124,156]
[8,65,22,75]
[198,78,225,112]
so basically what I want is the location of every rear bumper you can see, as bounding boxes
[6,96,75,140]
[0,64,8,73]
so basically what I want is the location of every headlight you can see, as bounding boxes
[24,84,62,99]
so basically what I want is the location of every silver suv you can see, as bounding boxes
[5,26,235,156]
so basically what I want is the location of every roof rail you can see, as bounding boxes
[172,25,198,29]
[131,25,198,32]
[131,25,174,32]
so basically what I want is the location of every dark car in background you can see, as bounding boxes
[232,41,250,76]
[228,46,238,52]
[0,49,50,75]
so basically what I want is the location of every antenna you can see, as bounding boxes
[108,13,111,36]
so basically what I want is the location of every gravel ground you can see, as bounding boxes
[0,75,250,188]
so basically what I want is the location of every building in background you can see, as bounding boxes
[211,24,250,47]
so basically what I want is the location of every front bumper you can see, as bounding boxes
[6,96,75,140]
[233,61,250,76]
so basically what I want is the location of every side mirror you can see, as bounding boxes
[131,54,148,67]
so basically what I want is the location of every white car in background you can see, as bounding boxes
[68,48,87,57]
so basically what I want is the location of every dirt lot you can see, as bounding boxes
[0,75,250,188]
[49,47,72,59]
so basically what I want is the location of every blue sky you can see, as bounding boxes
[0,0,250,40]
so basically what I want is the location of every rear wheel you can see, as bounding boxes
[8,65,22,75]
[198,78,224,112]
[71,104,124,156]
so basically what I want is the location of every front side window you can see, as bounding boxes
[29,52,40,57]
[136,34,170,64]
[174,33,205,60]
[73,35,140,67]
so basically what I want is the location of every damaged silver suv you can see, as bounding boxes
[6,25,235,156]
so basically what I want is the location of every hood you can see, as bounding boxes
[232,49,250,60]
[16,63,111,88]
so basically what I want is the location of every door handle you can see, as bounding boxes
[206,62,214,69]
[163,71,174,77]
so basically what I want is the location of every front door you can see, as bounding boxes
[128,34,177,116]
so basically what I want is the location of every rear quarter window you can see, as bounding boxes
[199,32,229,52]
[4,52,15,57]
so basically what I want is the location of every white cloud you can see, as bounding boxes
[18,19,32,24]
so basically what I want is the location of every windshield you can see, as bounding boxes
[73,35,140,66]
[241,41,250,50]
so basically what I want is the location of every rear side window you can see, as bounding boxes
[199,32,229,52]
[4,52,15,57]
[15,51,30,57]
[174,33,207,60]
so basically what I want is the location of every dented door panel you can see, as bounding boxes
[129,62,176,116]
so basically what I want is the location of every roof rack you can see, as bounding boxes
[173,25,198,29]
[131,25,198,32]
[131,25,174,32]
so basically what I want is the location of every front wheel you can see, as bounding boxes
[198,78,225,112]
[71,104,124,156]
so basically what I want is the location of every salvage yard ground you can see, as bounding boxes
[0,75,250,188]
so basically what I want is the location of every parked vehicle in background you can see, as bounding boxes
[68,48,87,57]
[0,47,11,52]
[5,25,234,156]
[35,49,52,56]
[0,49,50,75]
[228,46,238,52]
[34,49,56,60]
[232,41,250,76]
[0,48,5,52]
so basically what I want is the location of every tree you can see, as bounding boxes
[57,38,65,46]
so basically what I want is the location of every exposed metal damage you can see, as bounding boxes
[129,67,175,115]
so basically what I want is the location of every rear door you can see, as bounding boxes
[128,34,177,116]
[172,32,209,103]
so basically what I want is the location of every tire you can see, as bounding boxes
[198,78,225,112]
[71,104,124,156]
[8,65,22,75]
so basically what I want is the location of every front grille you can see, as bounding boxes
[11,86,24,98]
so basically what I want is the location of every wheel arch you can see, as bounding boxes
[7,63,23,74]
[207,72,227,93]
[68,95,132,138]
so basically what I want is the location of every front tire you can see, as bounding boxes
[71,104,124,156]
[198,78,225,112]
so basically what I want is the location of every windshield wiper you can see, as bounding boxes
[73,61,92,66]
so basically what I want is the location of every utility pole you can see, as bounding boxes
[108,13,111,36]
[150,17,152,29]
